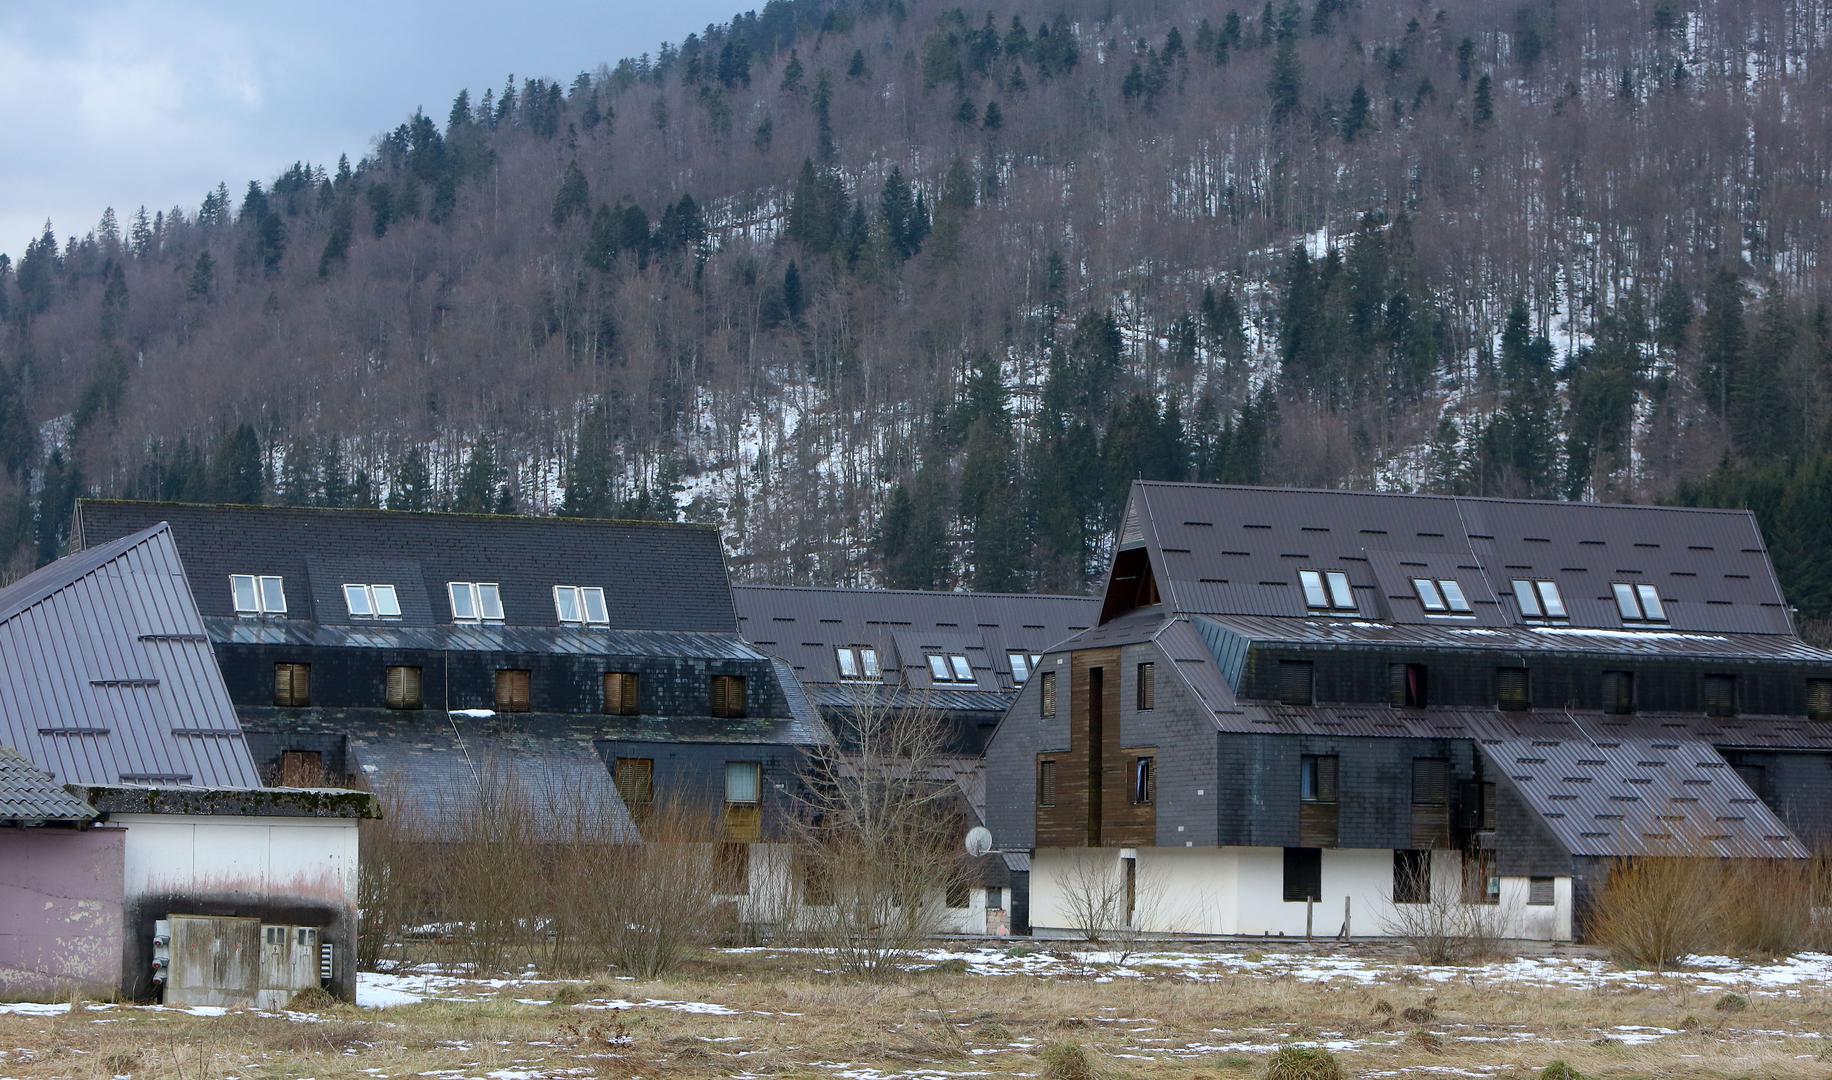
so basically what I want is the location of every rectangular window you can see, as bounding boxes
[1324,571,1355,610]
[710,675,748,718]
[232,574,286,615]
[603,671,639,715]
[1010,653,1031,684]
[927,654,949,681]
[1462,850,1500,904]
[1040,670,1057,716]
[1528,876,1556,906]
[860,647,880,678]
[1438,579,1472,614]
[345,583,373,617]
[1809,678,1832,722]
[477,583,504,621]
[1513,579,1566,620]
[836,647,859,679]
[1412,758,1450,807]
[835,647,880,682]
[1282,847,1322,903]
[1732,760,1765,796]
[1496,666,1530,711]
[449,582,505,624]
[1300,570,1358,612]
[1132,756,1154,805]
[554,585,581,623]
[1480,780,1497,831]
[385,665,423,709]
[1603,670,1635,715]
[448,581,477,621]
[344,583,401,619]
[1037,759,1057,806]
[1512,578,1541,618]
[1393,850,1430,904]
[494,669,531,712]
[615,757,653,809]
[725,761,760,804]
[950,655,974,682]
[1536,580,1566,618]
[1300,754,1339,802]
[553,585,609,625]
[1299,569,1330,608]
[581,587,608,624]
[1136,662,1155,710]
[1278,660,1314,705]
[1390,663,1427,708]
[1703,674,1737,717]
[1412,578,1447,612]
[274,662,311,707]
[1614,582,1668,622]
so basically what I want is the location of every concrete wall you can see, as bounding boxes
[0,828,125,999]
[1030,846,1573,942]
[111,815,359,1000]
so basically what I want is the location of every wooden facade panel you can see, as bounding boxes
[1035,647,1155,849]
[1298,801,1339,847]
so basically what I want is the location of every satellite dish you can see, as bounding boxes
[964,825,994,858]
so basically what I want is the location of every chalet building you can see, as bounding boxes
[735,585,1096,933]
[74,501,831,910]
[984,482,1832,942]
[0,523,372,1003]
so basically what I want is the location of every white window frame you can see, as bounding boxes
[1512,579,1567,621]
[1414,577,1473,617]
[449,581,505,624]
[836,646,881,682]
[343,583,400,620]
[231,574,286,616]
[949,654,974,682]
[1412,578,1447,612]
[1009,652,1031,684]
[837,647,859,679]
[581,586,608,624]
[928,654,950,681]
[1300,569,1358,613]
[553,584,609,626]
[1438,578,1472,614]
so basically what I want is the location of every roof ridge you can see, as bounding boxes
[1129,480,1760,517]
[77,498,722,533]
[0,522,171,626]
[733,583,1095,600]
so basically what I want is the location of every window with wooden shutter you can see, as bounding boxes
[1810,679,1832,722]
[1278,660,1314,705]
[710,675,747,718]
[603,671,640,715]
[1390,663,1427,708]
[1300,754,1338,802]
[1527,876,1556,906]
[385,665,423,709]
[274,663,311,707]
[494,669,531,712]
[1040,670,1056,717]
[1037,759,1058,807]
[1703,674,1737,717]
[1412,758,1450,806]
[1496,667,1530,711]
[1602,670,1634,715]
[615,757,653,809]
[1136,662,1155,711]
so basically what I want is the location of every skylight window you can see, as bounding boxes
[1512,579,1567,620]
[1009,652,1043,684]
[343,583,401,619]
[1613,582,1668,623]
[231,574,286,616]
[836,646,880,682]
[1412,578,1474,616]
[951,655,974,682]
[553,585,609,626]
[449,581,505,624]
[1299,569,1358,613]
[927,653,975,684]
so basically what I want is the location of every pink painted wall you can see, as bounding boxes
[0,828,125,999]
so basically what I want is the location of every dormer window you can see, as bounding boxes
[449,581,504,624]
[836,646,881,682]
[1009,652,1043,684]
[1511,579,1567,620]
[1612,583,1668,623]
[231,574,286,616]
[553,585,609,626]
[1299,569,1357,613]
[343,583,401,620]
[1412,578,1473,615]
[928,654,974,684]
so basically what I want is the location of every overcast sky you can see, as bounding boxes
[0,0,740,259]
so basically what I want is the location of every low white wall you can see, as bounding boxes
[111,814,359,907]
[1031,847,1573,942]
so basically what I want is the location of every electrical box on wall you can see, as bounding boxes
[157,915,330,1009]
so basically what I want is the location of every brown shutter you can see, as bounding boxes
[711,675,746,718]
[604,672,639,715]
[1703,674,1737,717]
[1278,660,1313,705]
[1389,663,1409,707]
[1810,679,1832,722]
[1496,667,1530,711]
[275,663,310,707]
[1317,754,1339,802]
[1412,758,1450,806]
[496,669,530,712]
[1040,670,1056,717]
[1136,662,1155,710]
[1037,759,1057,806]
[386,665,422,709]
[615,757,653,808]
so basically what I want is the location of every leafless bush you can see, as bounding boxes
[1050,853,1165,963]
[1381,854,1510,965]
[355,774,437,971]
[440,756,547,974]
[787,698,970,980]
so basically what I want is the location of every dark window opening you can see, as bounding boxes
[278,750,324,787]
[1732,760,1766,798]
[711,675,748,718]
[1480,781,1497,831]
[1393,850,1430,904]
[946,878,970,909]
[1132,756,1154,805]
[1810,679,1832,722]
[1300,754,1338,803]
[494,669,531,713]
[1603,670,1635,715]
[1278,660,1314,706]
[274,663,311,707]
[1283,847,1322,902]
[1390,663,1427,708]
[1496,667,1530,711]
[1412,759,1450,807]
[1461,849,1499,904]
[1136,662,1155,711]
[1703,674,1737,717]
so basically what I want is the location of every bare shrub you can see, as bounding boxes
[1586,856,1724,971]
[1381,853,1510,964]
[1050,852,1165,963]
[439,755,547,974]
[787,698,970,979]
[355,775,436,971]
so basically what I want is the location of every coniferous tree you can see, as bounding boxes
[454,437,499,513]
[552,160,591,226]
[387,449,432,511]
[1268,33,1303,124]
[1700,268,1745,416]
[211,424,265,504]
[1473,74,1495,127]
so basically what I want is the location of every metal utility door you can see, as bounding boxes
[256,924,321,1009]
[165,914,261,1008]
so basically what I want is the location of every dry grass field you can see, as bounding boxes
[4,944,1830,1080]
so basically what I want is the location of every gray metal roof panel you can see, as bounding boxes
[75,500,738,634]
[0,746,98,823]
[201,617,769,660]
[0,524,262,788]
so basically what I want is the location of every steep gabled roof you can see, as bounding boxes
[734,584,1096,698]
[0,523,262,787]
[1111,482,1798,638]
[74,500,739,634]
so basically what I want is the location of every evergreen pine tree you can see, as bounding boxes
[388,449,432,510]
[1700,268,1745,416]
[455,437,499,512]
[1473,74,1495,127]
[211,424,265,504]
[1268,33,1303,124]
[552,160,591,226]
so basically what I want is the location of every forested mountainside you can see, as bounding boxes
[4,0,1832,627]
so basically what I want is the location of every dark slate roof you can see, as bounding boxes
[202,617,770,660]
[75,500,738,635]
[733,584,1096,699]
[1119,482,1800,638]
[0,746,97,824]
[0,524,262,788]
[1478,733,1806,859]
